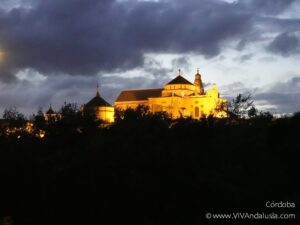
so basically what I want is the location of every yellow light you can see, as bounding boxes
[0,50,4,62]
[39,132,45,138]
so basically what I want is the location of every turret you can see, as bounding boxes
[194,68,204,95]
[83,82,114,123]
[206,83,220,98]
[45,104,59,121]
[46,104,55,115]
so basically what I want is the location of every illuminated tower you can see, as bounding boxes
[194,68,204,95]
[83,83,114,123]
[44,104,60,121]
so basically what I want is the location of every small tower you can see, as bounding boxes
[206,83,220,98]
[194,68,204,95]
[45,104,59,121]
[46,104,55,115]
[83,82,115,123]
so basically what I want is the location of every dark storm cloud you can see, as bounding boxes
[1,0,300,115]
[255,92,300,113]
[220,77,300,113]
[220,81,256,98]
[0,0,298,81]
[259,17,300,33]
[0,71,169,116]
[171,57,190,72]
[0,0,275,81]
[0,74,97,115]
[255,77,300,113]
[143,57,173,80]
[0,0,136,79]
[241,0,296,15]
[267,32,300,56]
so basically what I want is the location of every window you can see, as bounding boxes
[195,107,199,117]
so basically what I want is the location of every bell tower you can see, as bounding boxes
[194,68,204,95]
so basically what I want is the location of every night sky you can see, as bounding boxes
[0,0,299,115]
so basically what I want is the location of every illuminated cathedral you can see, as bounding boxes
[115,69,227,119]
[47,69,227,123]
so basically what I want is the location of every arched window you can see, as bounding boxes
[195,107,199,117]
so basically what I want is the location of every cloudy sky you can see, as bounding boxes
[0,0,300,116]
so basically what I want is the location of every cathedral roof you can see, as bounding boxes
[116,88,163,102]
[85,88,112,107]
[86,94,112,107]
[46,105,55,114]
[167,75,193,85]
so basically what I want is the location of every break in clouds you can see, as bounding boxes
[0,0,300,114]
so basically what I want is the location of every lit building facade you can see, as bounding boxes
[115,69,227,119]
[45,104,60,121]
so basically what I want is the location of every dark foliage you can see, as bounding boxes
[0,104,299,225]
[32,108,46,131]
[2,107,26,128]
[228,93,255,119]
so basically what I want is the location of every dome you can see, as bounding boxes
[167,75,193,85]
[85,85,112,107]
[85,93,112,107]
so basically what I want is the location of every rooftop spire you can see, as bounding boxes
[46,103,55,114]
[178,68,182,76]
[96,82,100,97]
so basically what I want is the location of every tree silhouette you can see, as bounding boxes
[228,93,256,118]
[32,108,46,130]
[2,106,26,128]
[0,103,299,225]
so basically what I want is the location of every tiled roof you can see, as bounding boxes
[115,88,163,102]
[46,106,55,114]
[167,75,193,85]
[86,93,112,107]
